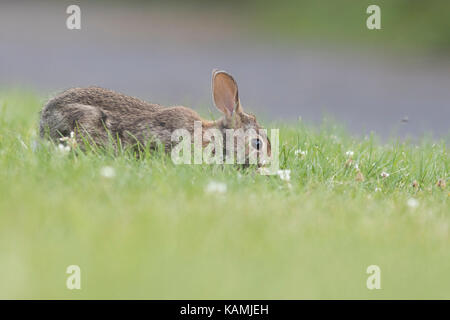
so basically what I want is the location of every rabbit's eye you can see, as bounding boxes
[251,138,263,150]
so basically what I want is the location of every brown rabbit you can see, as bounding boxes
[40,69,270,162]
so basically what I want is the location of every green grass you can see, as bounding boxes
[0,90,448,299]
[244,0,450,52]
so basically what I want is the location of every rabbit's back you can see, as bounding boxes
[39,87,163,143]
[44,87,161,114]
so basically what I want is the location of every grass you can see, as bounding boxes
[0,90,448,299]
[245,0,450,52]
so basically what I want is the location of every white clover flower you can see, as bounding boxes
[407,198,419,208]
[57,143,71,154]
[100,166,116,178]
[277,170,291,181]
[257,167,272,175]
[346,151,354,157]
[205,181,227,194]
[380,171,390,178]
[60,131,77,149]
[294,149,307,157]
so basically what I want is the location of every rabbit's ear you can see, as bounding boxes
[212,70,241,117]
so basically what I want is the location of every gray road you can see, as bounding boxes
[1,2,449,139]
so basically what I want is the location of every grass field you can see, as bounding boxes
[246,0,450,52]
[0,90,448,299]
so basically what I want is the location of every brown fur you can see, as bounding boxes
[39,70,270,158]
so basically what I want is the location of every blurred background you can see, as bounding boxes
[1,0,449,138]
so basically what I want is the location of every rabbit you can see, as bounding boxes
[39,69,271,163]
